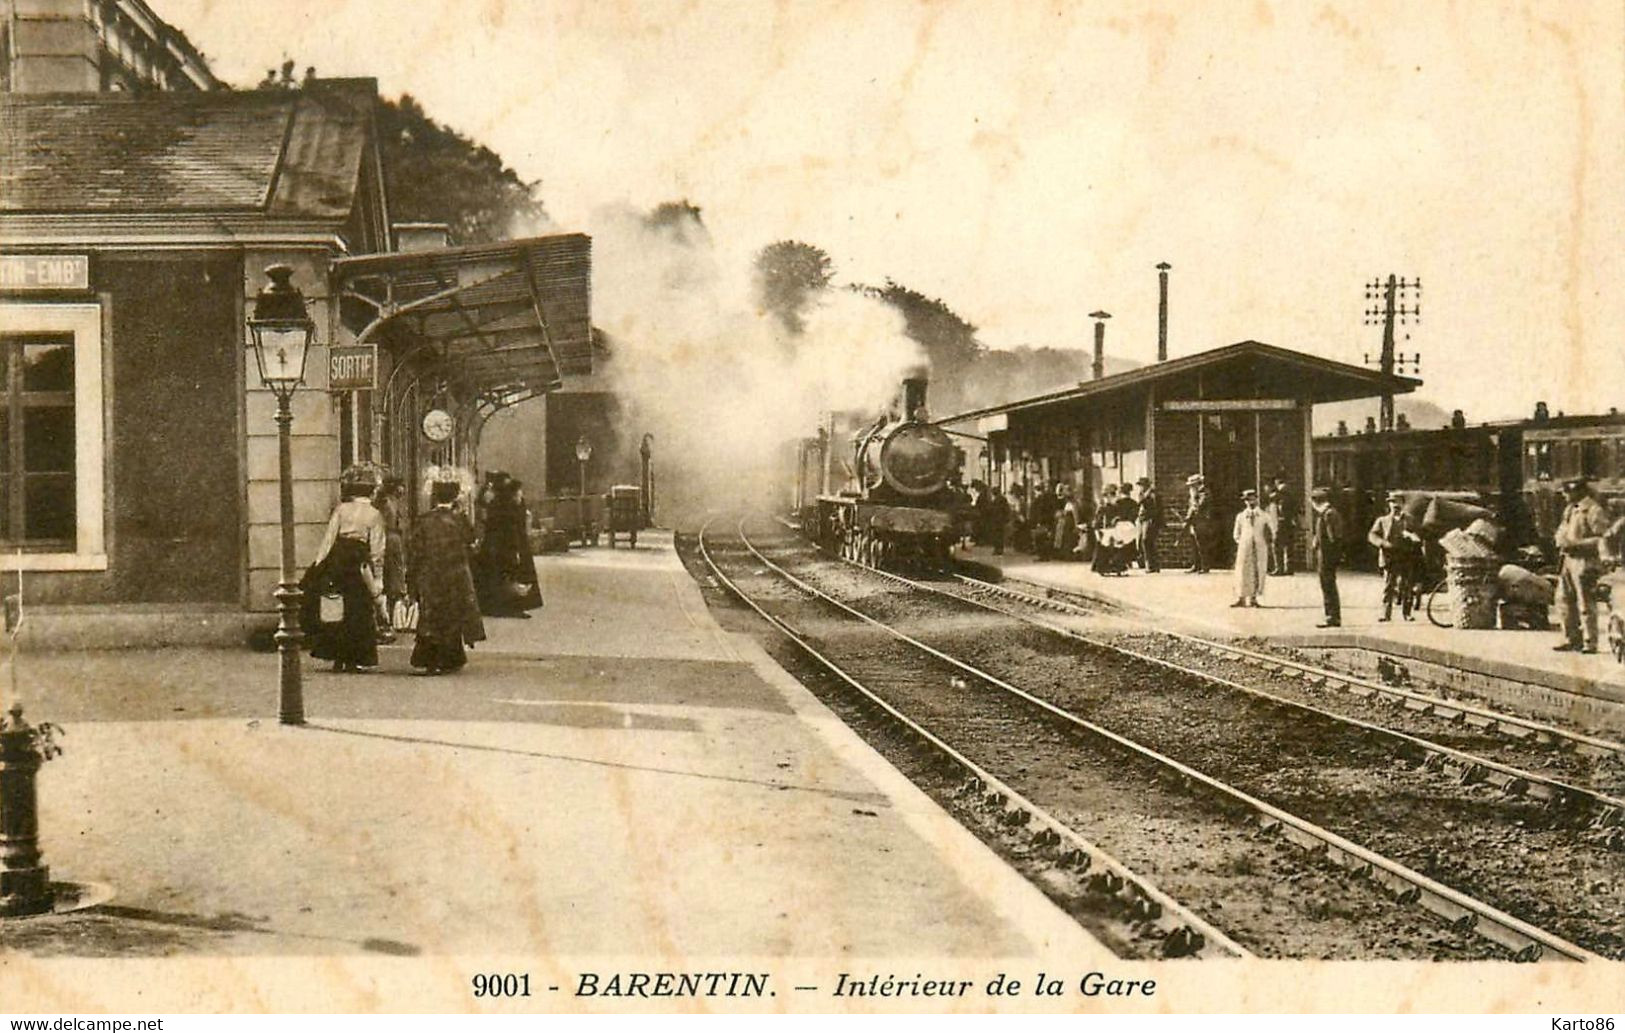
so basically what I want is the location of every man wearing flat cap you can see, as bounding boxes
[1309,487,1345,627]
[1183,473,1212,573]
[1368,490,1422,621]
[1135,476,1163,573]
[1552,476,1611,653]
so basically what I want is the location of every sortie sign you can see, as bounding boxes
[0,255,90,291]
[329,345,377,391]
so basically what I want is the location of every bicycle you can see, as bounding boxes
[1424,575,1452,628]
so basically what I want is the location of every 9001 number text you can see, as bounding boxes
[472,973,532,998]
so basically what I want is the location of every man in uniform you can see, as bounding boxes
[1183,473,1212,573]
[1310,486,1345,628]
[1135,476,1163,573]
[1268,475,1297,576]
[1552,476,1612,653]
[1367,490,1421,621]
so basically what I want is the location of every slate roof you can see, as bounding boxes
[0,80,376,219]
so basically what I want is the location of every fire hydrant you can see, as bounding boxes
[0,703,61,917]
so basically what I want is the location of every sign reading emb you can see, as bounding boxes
[0,254,90,291]
[329,345,377,391]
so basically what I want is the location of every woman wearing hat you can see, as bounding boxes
[301,470,387,672]
[409,481,487,675]
[474,475,544,618]
[1231,488,1273,608]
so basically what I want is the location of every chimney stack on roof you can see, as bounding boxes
[1156,262,1171,362]
[1089,311,1111,380]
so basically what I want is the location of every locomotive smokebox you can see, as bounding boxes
[903,376,929,421]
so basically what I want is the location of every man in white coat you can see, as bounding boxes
[1231,488,1273,608]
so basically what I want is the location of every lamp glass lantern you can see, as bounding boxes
[575,436,593,464]
[248,264,315,399]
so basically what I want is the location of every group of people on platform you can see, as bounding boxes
[298,467,543,676]
[960,477,1168,574]
[962,473,1305,595]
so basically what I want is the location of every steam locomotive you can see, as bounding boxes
[796,376,966,568]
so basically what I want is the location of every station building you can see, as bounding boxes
[2,0,220,93]
[0,79,590,644]
[941,341,1418,568]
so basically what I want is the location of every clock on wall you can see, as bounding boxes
[421,408,454,443]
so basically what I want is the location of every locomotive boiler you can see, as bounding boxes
[808,376,966,567]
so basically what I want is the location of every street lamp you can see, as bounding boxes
[639,433,654,528]
[247,264,315,726]
[575,435,592,545]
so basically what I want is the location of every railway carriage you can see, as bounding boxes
[1312,408,1625,566]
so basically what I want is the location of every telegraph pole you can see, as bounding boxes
[1363,275,1422,431]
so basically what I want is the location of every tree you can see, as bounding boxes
[376,94,548,244]
[754,240,834,333]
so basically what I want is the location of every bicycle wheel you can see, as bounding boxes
[1425,577,1452,628]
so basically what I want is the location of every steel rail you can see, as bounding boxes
[929,570,1625,843]
[953,570,1625,762]
[745,522,1603,963]
[857,564,1625,835]
[696,518,1251,961]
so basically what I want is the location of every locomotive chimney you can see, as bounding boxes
[1089,311,1111,380]
[1156,262,1171,362]
[902,376,929,420]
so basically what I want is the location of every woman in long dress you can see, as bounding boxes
[1231,488,1273,608]
[1092,484,1123,574]
[301,477,386,672]
[375,476,409,623]
[474,476,544,617]
[409,481,487,675]
[1053,486,1081,560]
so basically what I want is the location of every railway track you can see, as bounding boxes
[950,570,1625,767]
[760,528,1624,959]
[697,517,1606,962]
[871,563,1625,826]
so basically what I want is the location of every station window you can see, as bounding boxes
[0,305,106,570]
[1581,437,1603,478]
[1528,442,1554,479]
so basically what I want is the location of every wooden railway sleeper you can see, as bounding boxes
[1161,925,1206,959]
[1086,870,1124,896]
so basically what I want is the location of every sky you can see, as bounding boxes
[161,0,1625,421]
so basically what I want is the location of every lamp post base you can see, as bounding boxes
[0,706,56,917]
[274,582,304,726]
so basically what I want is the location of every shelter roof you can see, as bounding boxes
[333,233,592,397]
[0,80,375,219]
[940,340,1422,424]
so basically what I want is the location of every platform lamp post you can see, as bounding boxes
[575,435,593,545]
[639,433,654,528]
[247,265,316,726]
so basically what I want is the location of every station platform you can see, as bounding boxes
[960,545,1625,734]
[3,531,1100,1009]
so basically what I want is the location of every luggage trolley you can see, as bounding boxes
[604,485,643,548]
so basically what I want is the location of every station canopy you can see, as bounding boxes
[334,233,592,405]
[939,340,1421,425]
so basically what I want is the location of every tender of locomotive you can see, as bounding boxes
[805,376,966,567]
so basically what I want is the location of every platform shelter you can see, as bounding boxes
[941,341,1419,568]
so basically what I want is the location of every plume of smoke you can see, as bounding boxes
[589,205,922,525]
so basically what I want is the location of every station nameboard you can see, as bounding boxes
[0,255,90,292]
[329,345,377,391]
